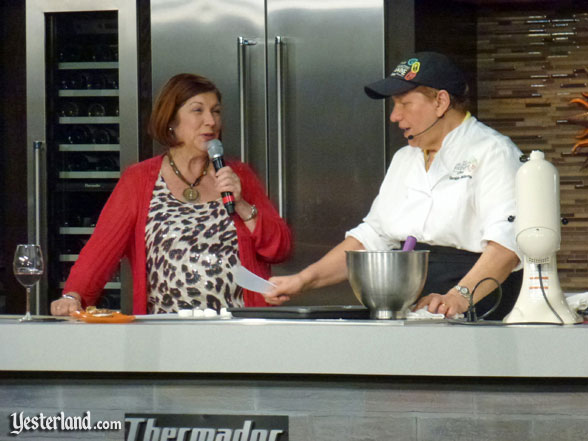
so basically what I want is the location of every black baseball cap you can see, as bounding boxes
[365,51,467,99]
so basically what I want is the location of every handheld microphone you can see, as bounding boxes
[207,139,235,215]
[407,114,445,140]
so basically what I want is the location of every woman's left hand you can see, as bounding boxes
[414,290,469,318]
[214,166,243,203]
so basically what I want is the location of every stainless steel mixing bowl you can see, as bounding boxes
[346,250,429,319]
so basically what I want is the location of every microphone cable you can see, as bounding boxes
[407,114,445,140]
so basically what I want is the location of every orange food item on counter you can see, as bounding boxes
[70,307,135,323]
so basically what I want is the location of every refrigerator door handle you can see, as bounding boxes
[275,36,286,218]
[237,37,257,163]
[33,140,44,314]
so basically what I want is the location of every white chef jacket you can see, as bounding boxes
[347,116,522,259]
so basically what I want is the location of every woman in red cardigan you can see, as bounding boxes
[51,74,292,315]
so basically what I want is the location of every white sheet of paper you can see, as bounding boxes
[233,265,276,294]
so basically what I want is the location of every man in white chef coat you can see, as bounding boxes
[265,51,522,320]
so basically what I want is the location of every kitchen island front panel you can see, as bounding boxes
[1,317,586,378]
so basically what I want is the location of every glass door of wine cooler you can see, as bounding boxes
[26,1,138,314]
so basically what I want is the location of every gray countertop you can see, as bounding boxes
[1,315,587,377]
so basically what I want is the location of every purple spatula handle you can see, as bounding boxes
[402,236,417,251]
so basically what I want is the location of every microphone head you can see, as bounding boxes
[207,139,224,158]
[407,135,414,140]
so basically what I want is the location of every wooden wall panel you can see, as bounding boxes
[476,7,588,291]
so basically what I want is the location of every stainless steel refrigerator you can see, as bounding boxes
[151,0,394,305]
[25,0,139,313]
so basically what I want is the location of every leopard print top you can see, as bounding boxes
[145,174,244,314]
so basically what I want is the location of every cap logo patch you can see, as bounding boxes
[390,58,420,81]
[391,62,411,78]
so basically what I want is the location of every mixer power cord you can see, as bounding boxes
[453,268,568,326]
[464,277,502,323]
[537,263,564,325]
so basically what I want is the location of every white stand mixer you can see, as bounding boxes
[503,150,581,324]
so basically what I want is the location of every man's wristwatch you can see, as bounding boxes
[454,284,471,300]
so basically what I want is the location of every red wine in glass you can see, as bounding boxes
[13,244,44,322]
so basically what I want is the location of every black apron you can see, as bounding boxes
[411,243,522,321]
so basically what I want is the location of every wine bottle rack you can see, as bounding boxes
[59,227,95,235]
[59,144,120,152]
[59,90,119,97]
[58,61,119,70]
[59,117,120,124]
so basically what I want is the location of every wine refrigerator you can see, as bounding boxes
[26,0,139,314]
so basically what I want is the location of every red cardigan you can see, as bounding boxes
[64,155,292,313]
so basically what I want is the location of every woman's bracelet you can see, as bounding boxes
[62,294,79,301]
[242,204,258,222]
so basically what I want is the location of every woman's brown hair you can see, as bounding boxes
[148,73,222,147]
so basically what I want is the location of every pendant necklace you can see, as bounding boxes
[167,152,210,202]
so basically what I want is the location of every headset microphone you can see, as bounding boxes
[407,114,445,140]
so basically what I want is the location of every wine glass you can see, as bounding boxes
[13,244,44,322]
